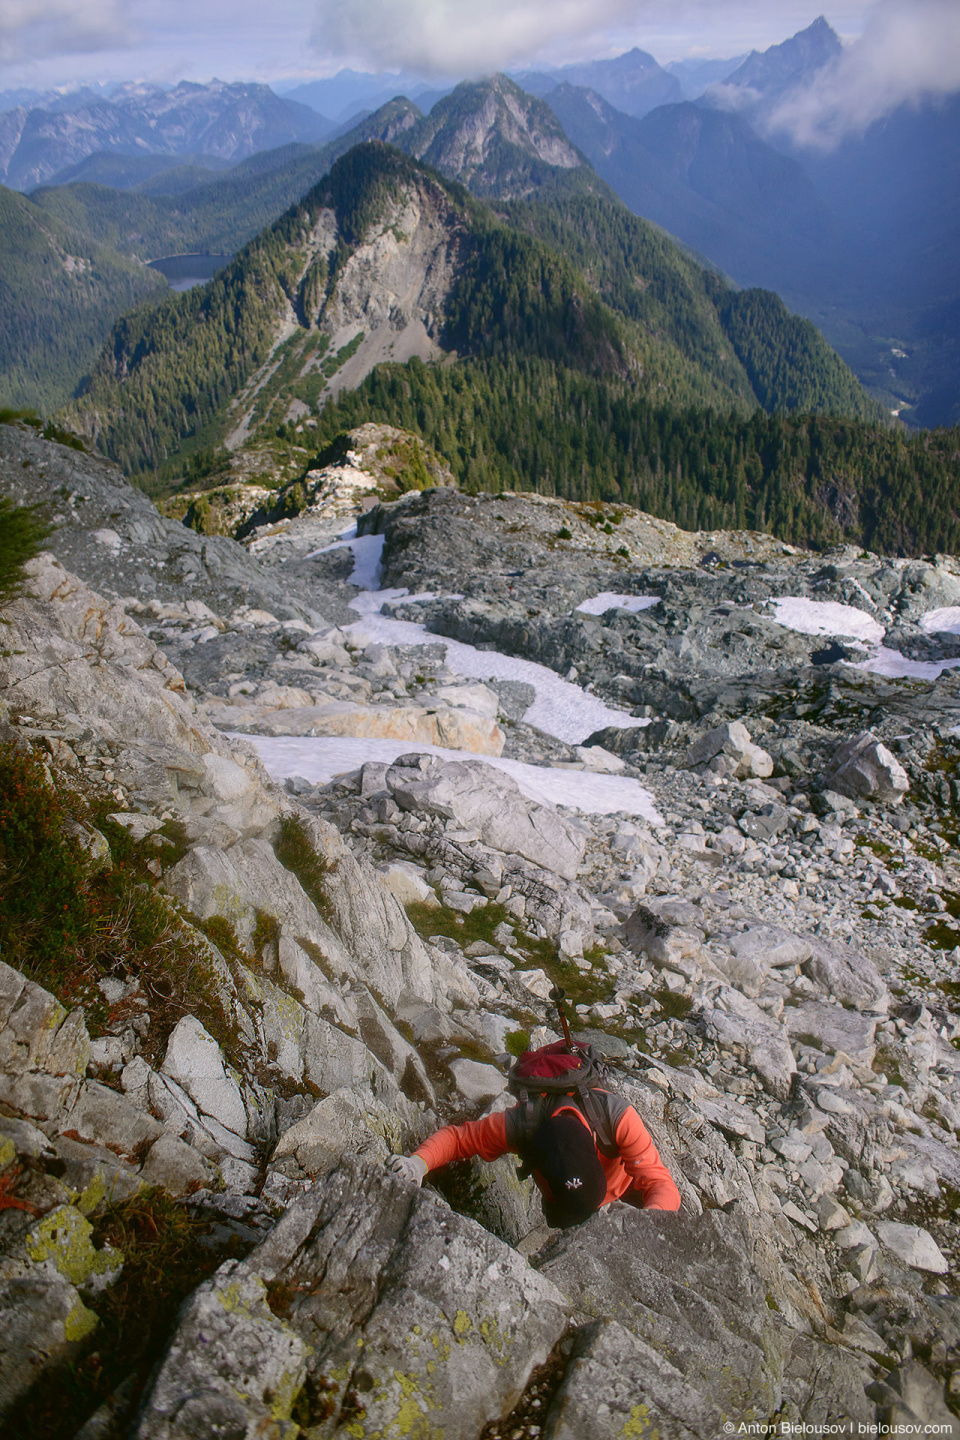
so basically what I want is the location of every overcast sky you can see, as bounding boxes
[1,0,876,90]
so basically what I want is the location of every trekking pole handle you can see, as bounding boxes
[549,986,574,1048]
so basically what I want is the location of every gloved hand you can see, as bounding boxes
[387,1153,428,1185]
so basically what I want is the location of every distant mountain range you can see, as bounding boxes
[538,17,960,426]
[0,81,333,191]
[3,17,959,430]
[711,15,842,108]
[515,48,681,119]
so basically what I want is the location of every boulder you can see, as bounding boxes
[783,1000,878,1068]
[542,1317,723,1440]
[721,923,813,970]
[161,1016,247,1138]
[377,860,439,908]
[871,1360,959,1436]
[386,754,586,881]
[693,1095,765,1147]
[738,804,790,841]
[535,1206,870,1424]
[574,745,625,773]
[701,1007,796,1100]
[683,721,773,779]
[824,731,909,804]
[624,902,704,979]
[218,697,506,755]
[873,1221,949,1274]
[448,1059,507,1105]
[133,1263,310,1440]
[803,937,889,1012]
[64,1080,164,1159]
[271,1088,404,1176]
[134,1156,570,1440]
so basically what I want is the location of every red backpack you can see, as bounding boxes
[505,1041,629,1160]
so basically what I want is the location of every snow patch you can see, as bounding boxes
[345,599,649,745]
[768,597,885,644]
[847,647,960,681]
[305,528,386,589]
[575,593,661,616]
[920,606,960,636]
[244,734,663,823]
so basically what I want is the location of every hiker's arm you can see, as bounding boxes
[615,1108,682,1211]
[412,1110,510,1172]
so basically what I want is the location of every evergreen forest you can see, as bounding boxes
[309,354,960,556]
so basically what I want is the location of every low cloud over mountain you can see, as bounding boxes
[769,0,960,148]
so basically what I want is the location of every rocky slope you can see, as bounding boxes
[1,423,959,1438]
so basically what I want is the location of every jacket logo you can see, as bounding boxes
[565,1177,583,1190]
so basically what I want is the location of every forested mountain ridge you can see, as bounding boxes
[65,141,878,490]
[0,102,428,412]
[0,187,167,411]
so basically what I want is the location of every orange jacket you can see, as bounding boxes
[413,1101,681,1211]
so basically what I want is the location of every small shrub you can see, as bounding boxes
[556,526,572,541]
[253,908,281,963]
[0,743,238,1059]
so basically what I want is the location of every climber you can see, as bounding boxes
[387,1037,681,1228]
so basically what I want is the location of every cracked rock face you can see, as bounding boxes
[2,431,960,1437]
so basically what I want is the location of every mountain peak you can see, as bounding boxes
[405,74,589,198]
[722,16,842,98]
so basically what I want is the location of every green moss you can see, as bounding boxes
[652,989,694,1020]
[504,1029,530,1057]
[856,832,894,860]
[794,1031,824,1052]
[405,899,512,950]
[924,920,960,951]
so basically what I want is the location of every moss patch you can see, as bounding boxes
[652,989,694,1020]
[405,899,512,950]
[504,1029,530,1057]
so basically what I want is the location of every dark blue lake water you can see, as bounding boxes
[148,254,232,292]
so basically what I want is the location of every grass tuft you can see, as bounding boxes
[0,742,239,1061]
[274,815,335,923]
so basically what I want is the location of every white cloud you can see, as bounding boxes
[309,0,642,76]
[769,0,960,147]
[0,0,134,62]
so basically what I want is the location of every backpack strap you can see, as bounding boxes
[506,1087,631,1164]
[575,1088,631,1159]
